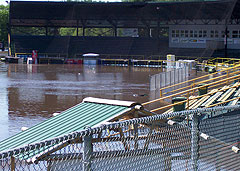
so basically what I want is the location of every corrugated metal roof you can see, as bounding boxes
[0,101,130,153]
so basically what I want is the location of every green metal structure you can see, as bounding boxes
[0,97,142,154]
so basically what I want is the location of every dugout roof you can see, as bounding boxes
[10,0,239,28]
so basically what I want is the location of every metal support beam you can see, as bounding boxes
[114,27,117,37]
[83,135,92,171]
[134,124,138,150]
[83,27,85,36]
[10,156,15,171]
[81,19,86,37]
[224,26,228,58]
[191,113,199,171]
[45,27,48,36]
[77,20,79,36]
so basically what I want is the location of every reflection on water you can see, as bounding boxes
[0,64,162,140]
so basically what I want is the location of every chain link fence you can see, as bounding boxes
[1,105,240,171]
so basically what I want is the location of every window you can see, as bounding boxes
[172,30,176,37]
[190,30,193,37]
[232,30,238,38]
[180,30,184,37]
[185,30,189,37]
[199,30,203,38]
[203,30,207,37]
[210,30,214,38]
[194,30,198,37]
[215,30,219,38]
[210,30,220,38]
[176,30,179,37]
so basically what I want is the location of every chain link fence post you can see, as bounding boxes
[83,135,92,171]
[191,113,199,171]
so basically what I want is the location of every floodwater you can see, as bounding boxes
[0,64,162,141]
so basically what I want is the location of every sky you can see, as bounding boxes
[0,0,121,6]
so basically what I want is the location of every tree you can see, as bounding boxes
[0,5,9,48]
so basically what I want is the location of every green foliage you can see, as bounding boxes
[11,27,46,36]
[59,28,78,36]
[85,28,113,36]
[59,27,114,36]
[0,5,9,45]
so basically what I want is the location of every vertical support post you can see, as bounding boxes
[170,70,172,85]
[178,68,180,83]
[160,89,163,97]
[174,69,176,84]
[224,26,228,58]
[83,135,92,171]
[119,128,129,150]
[134,124,138,150]
[187,92,190,110]
[45,27,48,36]
[192,81,195,95]
[165,71,167,87]
[144,122,154,150]
[163,141,172,171]
[147,27,151,37]
[185,64,187,81]
[77,20,79,36]
[191,113,199,171]
[83,27,85,36]
[227,70,229,85]
[11,156,15,171]
[114,27,117,37]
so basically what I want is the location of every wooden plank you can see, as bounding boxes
[202,92,223,107]
[185,98,198,109]
[217,88,236,102]
[234,88,240,97]
[231,99,239,106]
[231,82,239,88]
[220,85,229,91]
[189,89,216,109]
[221,88,236,102]
[217,88,232,102]
[190,95,210,109]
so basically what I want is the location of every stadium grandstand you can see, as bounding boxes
[8,0,240,62]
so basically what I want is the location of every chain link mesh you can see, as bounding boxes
[1,105,240,170]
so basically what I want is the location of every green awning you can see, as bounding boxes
[0,98,135,154]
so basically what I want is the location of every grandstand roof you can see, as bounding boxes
[10,0,238,28]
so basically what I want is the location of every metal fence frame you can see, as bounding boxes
[1,105,240,170]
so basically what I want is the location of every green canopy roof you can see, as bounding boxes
[0,98,135,153]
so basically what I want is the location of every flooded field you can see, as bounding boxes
[0,64,163,141]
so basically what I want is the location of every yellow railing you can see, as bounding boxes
[143,74,240,112]
[15,53,67,57]
[207,57,240,68]
[159,64,240,97]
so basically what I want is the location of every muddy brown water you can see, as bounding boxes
[0,64,166,141]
